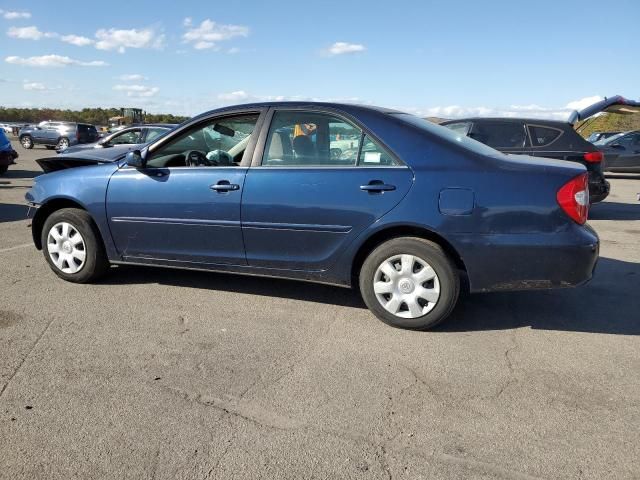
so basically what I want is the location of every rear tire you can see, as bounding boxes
[20,135,33,149]
[359,237,459,330]
[0,164,7,175]
[41,208,110,283]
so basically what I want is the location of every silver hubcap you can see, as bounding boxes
[22,138,31,147]
[58,139,69,148]
[373,254,440,319]
[47,222,86,274]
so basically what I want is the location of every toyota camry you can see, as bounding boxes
[25,102,599,329]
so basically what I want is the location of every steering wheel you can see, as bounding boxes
[183,150,212,167]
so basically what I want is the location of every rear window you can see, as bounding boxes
[392,114,503,157]
[469,121,527,148]
[528,125,562,147]
[77,124,97,134]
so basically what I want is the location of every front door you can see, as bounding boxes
[106,111,263,265]
[241,109,414,271]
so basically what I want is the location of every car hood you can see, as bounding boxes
[37,144,139,173]
[569,95,640,125]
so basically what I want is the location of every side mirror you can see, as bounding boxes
[126,150,145,168]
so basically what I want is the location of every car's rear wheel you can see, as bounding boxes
[359,237,459,330]
[41,208,110,283]
[0,165,8,175]
[20,135,33,149]
[57,137,70,150]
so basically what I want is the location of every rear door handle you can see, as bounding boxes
[360,181,396,192]
[210,181,240,192]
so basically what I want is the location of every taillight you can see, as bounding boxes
[557,173,589,224]
[584,151,603,163]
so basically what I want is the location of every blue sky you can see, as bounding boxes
[0,0,638,118]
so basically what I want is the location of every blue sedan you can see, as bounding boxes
[25,102,598,329]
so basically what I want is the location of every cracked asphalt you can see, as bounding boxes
[1,142,639,479]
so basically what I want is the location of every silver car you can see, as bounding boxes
[18,121,99,150]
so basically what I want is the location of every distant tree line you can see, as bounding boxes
[0,107,189,125]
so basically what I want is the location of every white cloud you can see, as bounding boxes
[183,19,249,50]
[1,10,31,19]
[60,34,94,46]
[217,90,250,101]
[7,25,57,40]
[565,96,602,111]
[5,54,108,67]
[113,84,159,97]
[23,81,46,91]
[95,27,164,53]
[325,42,366,56]
[407,96,607,121]
[117,73,146,81]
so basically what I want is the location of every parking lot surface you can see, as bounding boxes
[1,142,639,479]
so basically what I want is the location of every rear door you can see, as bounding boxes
[241,108,414,271]
[605,132,640,171]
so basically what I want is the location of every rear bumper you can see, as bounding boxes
[451,225,599,293]
[588,171,609,203]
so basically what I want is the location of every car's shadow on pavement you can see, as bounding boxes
[589,202,640,221]
[107,257,639,335]
[105,265,367,309]
[0,203,30,223]
[2,169,41,179]
[438,257,639,335]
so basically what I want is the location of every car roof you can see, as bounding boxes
[190,101,403,120]
[441,117,569,126]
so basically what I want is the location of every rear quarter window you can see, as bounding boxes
[527,125,562,147]
[469,121,527,149]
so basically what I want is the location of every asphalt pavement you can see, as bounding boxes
[1,141,639,479]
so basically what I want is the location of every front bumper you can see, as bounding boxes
[451,225,599,293]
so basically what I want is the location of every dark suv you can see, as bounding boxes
[441,96,640,203]
[19,121,99,150]
[441,118,610,202]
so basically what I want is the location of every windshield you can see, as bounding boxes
[594,133,625,145]
[391,113,503,157]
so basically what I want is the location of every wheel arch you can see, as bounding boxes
[350,225,468,288]
[32,197,93,250]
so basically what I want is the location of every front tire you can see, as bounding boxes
[57,137,70,150]
[0,164,8,175]
[359,237,460,330]
[20,135,33,149]
[41,208,110,283]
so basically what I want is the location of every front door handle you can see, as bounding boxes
[360,180,396,193]
[210,181,240,192]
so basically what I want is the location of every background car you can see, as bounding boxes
[60,124,177,154]
[26,102,598,330]
[441,96,640,203]
[595,130,640,173]
[441,117,610,202]
[587,131,621,143]
[19,121,99,150]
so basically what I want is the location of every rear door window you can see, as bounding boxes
[469,121,527,149]
[527,125,563,147]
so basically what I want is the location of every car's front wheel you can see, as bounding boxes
[20,135,33,149]
[359,237,460,330]
[57,137,70,150]
[0,164,8,175]
[41,208,110,283]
